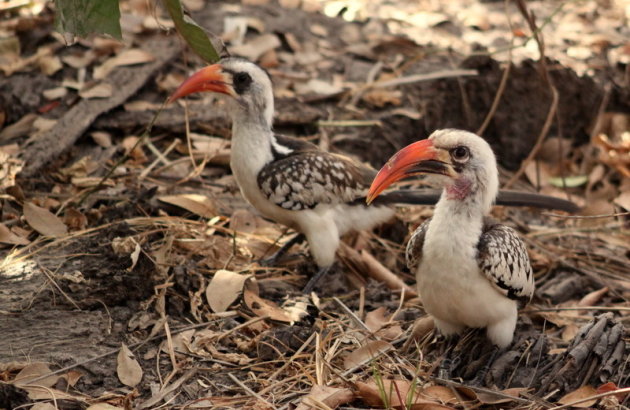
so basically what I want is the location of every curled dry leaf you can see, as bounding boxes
[365,306,403,340]
[0,223,30,245]
[578,287,608,307]
[230,34,281,62]
[158,194,217,218]
[117,343,143,387]
[93,48,155,80]
[558,385,598,408]
[23,202,68,237]
[79,82,113,99]
[205,269,252,313]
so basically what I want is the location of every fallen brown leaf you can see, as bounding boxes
[296,385,355,410]
[117,343,143,387]
[343,340,393,370]
[558,385,598,408]
[206,270,252,313]
[23,201,68,237]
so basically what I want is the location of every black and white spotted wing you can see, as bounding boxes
[257,152,372,210]
[476,223,534,303]
[405,218,431,271]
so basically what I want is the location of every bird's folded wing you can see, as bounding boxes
[257,152,374,210]
[405,218,431,271]
[476,224,535,302]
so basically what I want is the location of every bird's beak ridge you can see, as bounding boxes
[168,64,235,103]
[366,139,456,204]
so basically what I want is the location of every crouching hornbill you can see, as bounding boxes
[368,129,538,348]
[169,58,576,294]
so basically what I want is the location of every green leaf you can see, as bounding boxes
[55,0,122,40]
[162,0,219,63]
[548,175,588,188]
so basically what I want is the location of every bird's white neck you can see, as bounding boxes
[230,116,275,178]
[426,176,497,260]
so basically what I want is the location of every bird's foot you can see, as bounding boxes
[438,355,461,380]
[437,336,461,380]
[302,265,331,294]
[470,346,500,386]
[257,234,305,267]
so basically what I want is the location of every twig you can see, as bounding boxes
[504,0,559,189]
[228,373,276,409]
[542,211,629,219]
[138,368,197,409]
[266,331,317,382]
[332,296,371,333]
[373,69,478,88]
[476,0,514,135]
[525,306,630,313]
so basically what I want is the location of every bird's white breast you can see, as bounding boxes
[417,200,516,332]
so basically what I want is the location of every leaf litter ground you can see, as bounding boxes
[0,0,629,408]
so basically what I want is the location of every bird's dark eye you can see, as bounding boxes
[233,72,252,94]
[451,146,470,162]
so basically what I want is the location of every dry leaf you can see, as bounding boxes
[558,385,598,408]
[243,279,298,323]
[94,49,155,80]
[13,363,58,388]
[117,343,143,387]
[79,82,113,99]
[11,362,79,401]
[421,385,459,404]
[230,34,281,61]
[296,385,355,410]
[205,270,252,313]
[0,223,30,245]
[43,87,68,100]
[578,287,608,307]
[23,202,68,237]
[159,194,217,218]
[86,404,125,410]
[128,240,142,272]
[562,323,580,341]
[0,151,24,188]
[91,131,113,147]
[31,403,57,410]
[64,208,88,231]
[343,340,393,370]
[614,190,630,210]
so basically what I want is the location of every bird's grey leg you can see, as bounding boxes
[302,265,332,294]
[259,233,306,267]
[438,336,461,379]
[471,345,501,386]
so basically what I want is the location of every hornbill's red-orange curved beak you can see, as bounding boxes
[168,64,235,103]
[366,138,456,204]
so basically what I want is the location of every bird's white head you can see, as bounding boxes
[169,57,275,128]
[367,129,499,213]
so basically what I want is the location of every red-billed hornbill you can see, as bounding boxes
[367,129,534,348]
[169,58,575,294]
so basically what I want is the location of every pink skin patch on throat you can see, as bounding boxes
[446,177,472,200]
